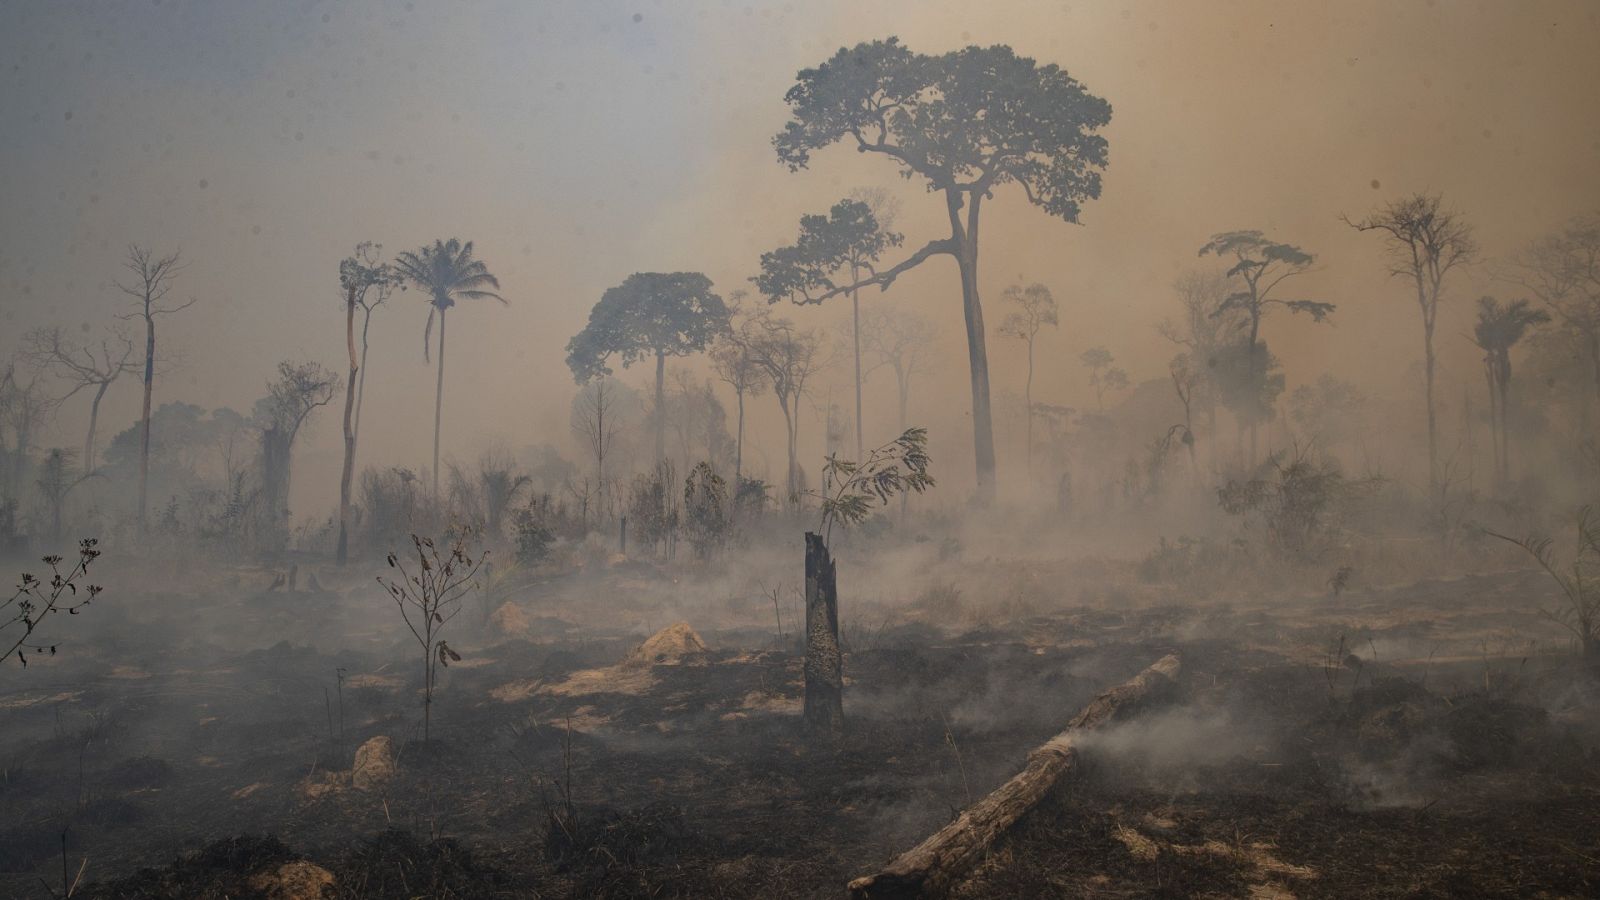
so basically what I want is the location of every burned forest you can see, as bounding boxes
[4,3,1600,898]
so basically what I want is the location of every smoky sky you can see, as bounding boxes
[2,0,1597,509]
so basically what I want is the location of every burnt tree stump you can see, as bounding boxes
[803,531,843,735]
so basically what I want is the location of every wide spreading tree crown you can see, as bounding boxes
[566,272,729,382]
[774,37,1111,222]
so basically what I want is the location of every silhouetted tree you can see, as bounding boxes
[1197,231,1331,465]
[393,239,506,499]
[743,309,825,501]
[256,361,338,546]
[1473,296,1550,485]
[1505,213,1600,414]
[571,377,627,516]
[710,310,769,484]
[0,361,58,506]
[997,283,1058,473]
[336,243,402,564]
[35,449,94,544]
[772,38,1112,501]
[1159,271,1243,472]
[24,325,137,471]
[756,197,902,462]
[1345,193,1477,493]
[566,272,729,465]
[115,245,193,531]
[861,303,937,435]
[1080,346,1128,410]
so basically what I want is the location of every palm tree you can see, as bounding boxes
[1473,296,1549,486]
[393,239,506,499]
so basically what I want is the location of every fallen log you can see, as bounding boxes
[847,653,1182,899]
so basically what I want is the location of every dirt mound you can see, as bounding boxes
[489,602,532,637]
[248,860,335,900]
[351,736,397,791]
[621,622,708,668]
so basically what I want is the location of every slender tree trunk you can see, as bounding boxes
[949,189,996,502]
[1247,310,1261,469]
[1485,361,1502,489]
[423,651,433,743]
[1424,315,1439,496]
[1498,357,1513,485]
[354,312,374,440]
[734,389,745,483]
[84,381,108,473]
[803,532,843,735]
[596,385,607,509]
[896,364,911,522]
[654,351,666,466]
[137,310,155,531]
[851,260,864,462]
[781,394,799,502]
[895,363,910,432]
[432,307,447,499]
[1024,335,1035,476]
[1206,396,1219,476]
[337,287,359,565]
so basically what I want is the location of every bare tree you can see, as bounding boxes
[571,377,625,513]
[996,283,1059,474]
[743,309,825,502]
[115,246,194,531]
[861,303,937,436]
[710,307,769,484]
[1345,193,1477,494]
[336,243,402,564]
[376,533,484,741]
[23,325,137,471]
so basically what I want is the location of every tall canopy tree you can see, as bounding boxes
[1158,271,1244,472]
[1472,296,1550,486]
[755,197,902,461]
[336,242,402,564]
[115,245,194,531]
[393,239,505,499]
[771,37,1112,501]
[566,272,730,466]
[1345,193,1477,494]
[996,283,1058,473]
[1197,230,1331,465]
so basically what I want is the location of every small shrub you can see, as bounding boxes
[682,462,729,560]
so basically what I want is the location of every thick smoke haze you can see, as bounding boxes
[4,4,1600,897]
[4,0,1596,511]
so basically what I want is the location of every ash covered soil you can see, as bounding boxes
[2,559,1597,899]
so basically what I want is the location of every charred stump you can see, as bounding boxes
[803,531,843,735]
[848,653,1182,898]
